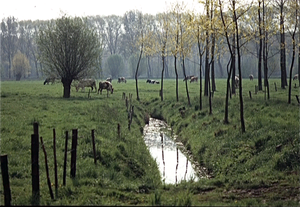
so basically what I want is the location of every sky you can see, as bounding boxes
[1,0,203,21]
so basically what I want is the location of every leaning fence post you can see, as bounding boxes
[63,131,68,186]
[31,133,40,205]
[1,155,11,206]
[249,91,252,99]
[91,129,97,164]
[296,95,300,104]
[70,129,78,178]
[40,137,54,200]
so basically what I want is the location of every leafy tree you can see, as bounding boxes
[11,50,30,81]
[105,54,124,79]
[36,15,101,98]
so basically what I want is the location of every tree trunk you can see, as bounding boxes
[135,46,143,101]
[174,55,179,102]
[62,79,72,98]
[182,57,191,106]
[197,38,203,110]
[204,0,210,96]
[231,34,236,95]
[233,0,245,133]
[280,5,287,88]
[16,74,22,81]
[258,0,263,90]
[161,56,165,101]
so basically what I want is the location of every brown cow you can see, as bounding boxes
[190,76,198,83]
[44,77,59,85]
[183,75,194,81]
[75,79,97,92]
[98,81,114,97]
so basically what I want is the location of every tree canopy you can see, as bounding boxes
[36,15,102,98]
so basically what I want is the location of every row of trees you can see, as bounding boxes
[1,0,299,131]
[1,1,299,82]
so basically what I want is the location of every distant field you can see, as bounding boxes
[0,78,299,206]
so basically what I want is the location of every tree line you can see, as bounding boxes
[1,1,299,83]
[1,0,299,132]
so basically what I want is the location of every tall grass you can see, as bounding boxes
[0,79,299,206]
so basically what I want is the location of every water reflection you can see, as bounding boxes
[144,118,199,184]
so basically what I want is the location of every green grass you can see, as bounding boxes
[0,78,299,206]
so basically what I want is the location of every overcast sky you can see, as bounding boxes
[1,0,203,21]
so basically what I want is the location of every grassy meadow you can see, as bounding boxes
[0,78,299,206]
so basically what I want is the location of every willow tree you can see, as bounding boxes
[37,15,101,98]
[12,50,30,81]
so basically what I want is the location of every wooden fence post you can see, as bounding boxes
[249,91,252,99]
[274,82,277,91]
[1,155,11,206]
[117,123,121,139]
[31,133,40,205]
[40,137,54,200]
[63,131,68,186]
[53,129,58,197]
[33,122,39,137]
[255,85,258,94]
[91,129,97,164]
[70,129,78,178]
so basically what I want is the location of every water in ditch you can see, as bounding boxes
[143,117,206,185]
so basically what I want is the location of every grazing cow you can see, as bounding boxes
[293,74,298,81]
[249,74,254,81]
[235,75,239,88]
[183,75,194,81]
[98,81,114,97]
[118,77,127,83]
[44,77,58,85]
[146,79,159,84]
[75,79,97,92]
[190,76,198,83]
[106,77,112,82]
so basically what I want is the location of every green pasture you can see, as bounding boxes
[0,78,299,206]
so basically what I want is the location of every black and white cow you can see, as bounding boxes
[235,75,239,88]
[249,74,254,81]
[293,74,298,81]
[118,77,127,83]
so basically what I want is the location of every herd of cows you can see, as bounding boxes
[43,73,299,97]
[43,76,128,97]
